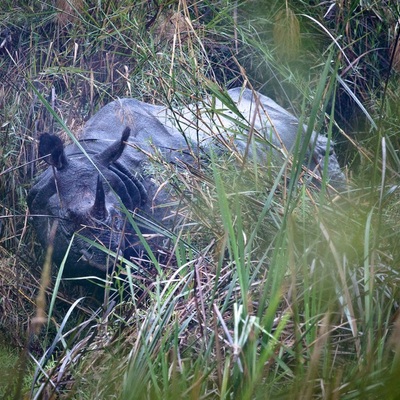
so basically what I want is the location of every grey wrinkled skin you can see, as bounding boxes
[27,88,346,277]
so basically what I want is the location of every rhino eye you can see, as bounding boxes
[65,208,80,221]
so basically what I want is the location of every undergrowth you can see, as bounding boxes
[1,0,400,399]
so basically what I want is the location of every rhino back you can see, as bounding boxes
[80,98,188,163]
[228,88,305,150]
[162,88,307,156]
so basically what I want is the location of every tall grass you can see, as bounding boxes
[1,0,400,399]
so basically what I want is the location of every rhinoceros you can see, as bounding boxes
[27,87,346,278]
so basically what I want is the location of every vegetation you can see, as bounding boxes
[1,0,400,398]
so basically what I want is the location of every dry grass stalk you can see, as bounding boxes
[273,6,301,61]
[55,0,84,26]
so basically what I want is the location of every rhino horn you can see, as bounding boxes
[39,133,68,170]
[95,127,131,166]
[90,175,107,220]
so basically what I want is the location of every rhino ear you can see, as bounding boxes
[95,127,131,166]
[39,133,68,170]
[90,175,107,220]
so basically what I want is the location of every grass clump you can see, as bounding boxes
[0,339,30,399]
[1,0,400,399]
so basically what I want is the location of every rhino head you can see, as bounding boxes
[28,127,147,276]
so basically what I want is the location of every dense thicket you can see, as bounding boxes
[1,1,400,399]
